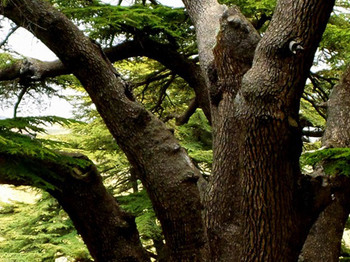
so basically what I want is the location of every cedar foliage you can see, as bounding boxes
[0,192,91,262]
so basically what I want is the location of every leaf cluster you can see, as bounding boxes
[62,3,194,49]
[0,192,91,261]
[319,13,350,68]
[221,0,276,15]
[176,110,213,170]
[0,53,16,69]
[301,148,350,176]
[0,116,91,189]
[0,116,77,160]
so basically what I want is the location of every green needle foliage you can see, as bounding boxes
[176,110,213,168]
[0,116,90,190]
[59,2,194,50]
[0,192,91,262]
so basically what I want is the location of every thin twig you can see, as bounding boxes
[0,25,19,47]
[13,85,28,118]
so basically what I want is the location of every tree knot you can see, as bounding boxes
[289,40,304,55]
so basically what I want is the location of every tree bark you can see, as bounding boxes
[1,1,209,260]
[300,182,350,262]
[0,153,150,262]
[205,6,261,261]
[322,66,350,148]
[184,0,335,260]
[300,66,350,261]
[236,0,335,260]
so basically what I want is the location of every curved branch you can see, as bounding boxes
[13,84,28,118]
[0,38,211,122]
[0,152,149,261]
[176,98,198,125]
[105,38,211,121]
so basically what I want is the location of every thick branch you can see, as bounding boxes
[0,152,149,262]
[105,38,211,121]
[234,0,335,260]
[301,66,350,261]
[322,66,350,147]
[175,98,198,125]
[0,38,211,122]
[300,174,350,261]
[204,6,260,261]
[0,58,67,81]
[182,0,228,91]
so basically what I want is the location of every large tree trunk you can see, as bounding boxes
[236,1,334,259]
[183,0,335,260]
[301,66,350,261]
[205,7,261,261]
[0,153,149,262]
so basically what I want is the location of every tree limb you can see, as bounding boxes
[0,152,150,261]
[13,84,28,118]
[0,24,19,47]
[0,38,211,122]
[1,1,209,260]
[302,129,324,138]
[175,97,198,125]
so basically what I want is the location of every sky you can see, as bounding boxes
[0,0,184,119]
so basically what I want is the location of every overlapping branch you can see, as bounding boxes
[0,37,211,121]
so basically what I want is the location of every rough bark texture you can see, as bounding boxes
[182,0,335,260]
[0,153,149,262]
[300,182,350,262]
[300,66,350,261]
[205,7,261,261]
[1,1,209,261]
[322,66,350,148]
[236,1,335,260]
[182,0,225,73]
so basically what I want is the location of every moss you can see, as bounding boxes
[301,148,350,176]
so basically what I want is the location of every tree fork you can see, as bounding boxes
[1,0,209,260]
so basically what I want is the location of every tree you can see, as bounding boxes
[0,0,348,261]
